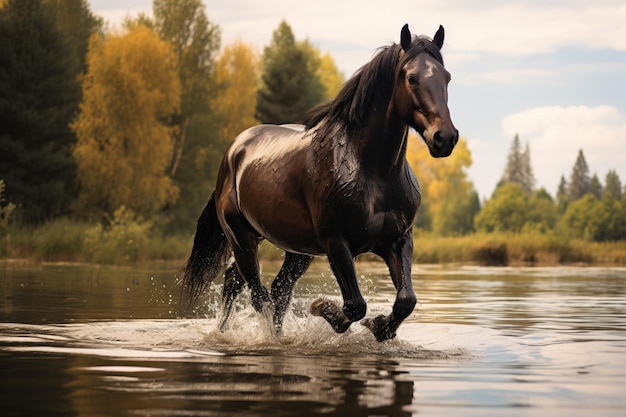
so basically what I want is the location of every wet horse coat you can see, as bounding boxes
[183,24,458,341]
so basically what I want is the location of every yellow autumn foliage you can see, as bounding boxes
[214,40,260,140]
[72,26,181,217]
[406,131,476,234]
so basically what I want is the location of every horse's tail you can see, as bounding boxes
[182,192,231,303]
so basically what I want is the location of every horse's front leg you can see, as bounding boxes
[310,239,366,333]
[364,229,417,341]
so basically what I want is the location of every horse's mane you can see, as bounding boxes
[303,36,443,136]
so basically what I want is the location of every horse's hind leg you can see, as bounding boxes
[221,214,271,315]
[218,263,245,331]
[270,252,313,334]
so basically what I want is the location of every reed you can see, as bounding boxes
[2,219,625,266]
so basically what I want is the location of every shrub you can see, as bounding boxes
[84,206,151,264]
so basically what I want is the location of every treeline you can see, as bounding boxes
[0,0,343,233]
[408,133,626,242]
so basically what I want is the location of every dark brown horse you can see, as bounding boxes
[183,24,458,341]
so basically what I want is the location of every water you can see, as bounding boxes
[1,261,625,416]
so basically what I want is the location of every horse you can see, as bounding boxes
[182,24,458,342]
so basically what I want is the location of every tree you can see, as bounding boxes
[568,149,591,201]
[556,175,569,213]
[149,0,221,177]
[299,41,344,100]
[527,188,558,232]
[256,20,325,124]
[72,26,181,217]
[521,142,535,193]
[319,52,344,99]
[501,134,534,194]
[593,194,626,241]
[474,183,530,233]
[49,0,103,76]
[213,40,260,141]
[407,135,479,235]
[589,173,602,199]
[0,0,81,222]
[558,194,600,240]
[604,170,622,200]
[134,0,225,233]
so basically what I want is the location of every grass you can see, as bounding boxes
[2,219,625,266]
[411,231,614,266]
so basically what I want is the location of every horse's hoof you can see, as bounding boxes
[361,315,396,342]
[310,298,333,316]
[310,298,352,333]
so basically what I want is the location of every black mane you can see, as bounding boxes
[302,36,443,135]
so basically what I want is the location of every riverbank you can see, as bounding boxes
[2,219,625,266]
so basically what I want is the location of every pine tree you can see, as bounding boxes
[556,175,569,213]
[568,149,591,201]
[0,0,81,222]
[521,142,536,193]
[501,134,534,194]
[256,20,325,124]
[589,173,603,199]
[49,0,102,76]
[604,170,622,200]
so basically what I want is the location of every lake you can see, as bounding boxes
[1,261,625,416]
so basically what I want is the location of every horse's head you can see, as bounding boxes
[396,24,458,157]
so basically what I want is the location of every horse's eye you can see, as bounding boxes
[407,75,417,86]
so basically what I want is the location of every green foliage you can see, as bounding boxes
[475,183,530,233]
[83,207,151,264]
[589,173,603,198]
[0,180,16,252]
[30,217,90,261]
[412,232,595,265]
[568,149,591,201]
[526,188,558,232]
[557,193,626,242]
[558,194,599,240]
[475,184,557,234]
[604,170,622,200]
[501,134,535,194]
[49,0,103,75]
[256,20,325,124]
[148,0,224,234]
[0,0,81,222]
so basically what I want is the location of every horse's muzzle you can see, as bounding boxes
[429,129,459,157]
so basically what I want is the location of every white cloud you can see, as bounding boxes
[502,105,626,193]
[89,1,626,75]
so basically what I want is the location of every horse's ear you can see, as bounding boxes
[433,25,445,49]
[400,24,411,51]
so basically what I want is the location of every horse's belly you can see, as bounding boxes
[237,178,324,255]
[246,209,325,255]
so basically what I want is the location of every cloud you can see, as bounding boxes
[502,105,626,193]
[89,1,626,75]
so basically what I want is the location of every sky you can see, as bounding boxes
[89,0,626,199]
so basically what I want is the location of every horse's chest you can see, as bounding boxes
[326,177,418,246]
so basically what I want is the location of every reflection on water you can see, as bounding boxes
[1,262,626,416]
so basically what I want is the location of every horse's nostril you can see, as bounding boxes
[433,131,443,148]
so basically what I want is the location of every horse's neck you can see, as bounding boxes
[357,100,409,177]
